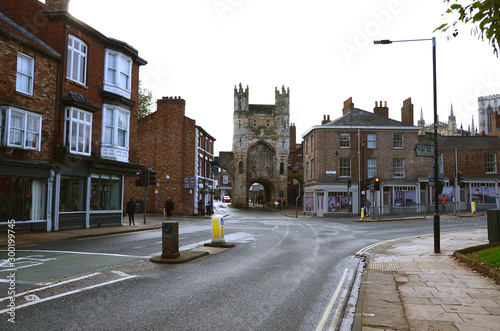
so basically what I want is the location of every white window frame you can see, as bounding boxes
[16,53,34,95]
[102,105,130,149]
[0,107,42,151]
[367,133,376,149]
[104,50,132,99]
[393,158,405,178]
[64,107,92,156]
[67,35,87,85]
[486,153,497,173]
[339,158,351,177]
[393,133,403,149]
[340,133,350,148]
[367,158,377,178]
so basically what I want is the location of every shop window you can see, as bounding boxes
[5,177,46,220]
[60,176,85,212]
[0,176,11,221]
[90,173,121,210]
[327,191,351,213]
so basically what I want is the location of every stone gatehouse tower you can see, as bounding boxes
[220,84,290,208]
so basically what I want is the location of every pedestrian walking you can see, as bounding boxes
[364,199,371,216]
[441,195,447,213]
[126,198,136,225]
[205,201,212,216]
[198,199,204,216]
[164,196,175,220]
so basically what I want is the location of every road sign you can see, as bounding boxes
[183,177,189,184]
[156,181,160,188]
[414,144,435,157]
[190,177,195,184]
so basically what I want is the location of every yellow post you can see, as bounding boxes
[211,215,225,244]
[360,207,365,220]
[472,202,476,214]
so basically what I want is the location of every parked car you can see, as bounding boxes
[223,196,231,203]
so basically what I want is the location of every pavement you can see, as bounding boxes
[352,228,500,331]
[2,207,499,330]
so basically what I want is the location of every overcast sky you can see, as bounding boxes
[69,0,500,155]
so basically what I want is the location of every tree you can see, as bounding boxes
[435,0,500,56]
[138,81,154,119]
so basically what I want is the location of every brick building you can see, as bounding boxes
[302,97,500,216]
[125,96,216,216]
[302,97,420,216]
[0,0,147,230]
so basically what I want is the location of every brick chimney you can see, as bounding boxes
[343,97,354,116]
[373,101,388,117]
[401,98,414,125]
[289,123,296,151]
[46,0,70,11]
[321,115,331,125]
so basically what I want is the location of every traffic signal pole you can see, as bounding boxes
[144,168,150,224]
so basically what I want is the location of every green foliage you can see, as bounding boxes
[436,0,500,56]
[138,81,154,119]
[469,246,500,269]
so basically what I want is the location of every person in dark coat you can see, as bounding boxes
[164,196,175,220]
[205,201,212,216]
[126,198,135,225]
[198,199,204,216]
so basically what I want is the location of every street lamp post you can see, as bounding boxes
[374,37,440,253]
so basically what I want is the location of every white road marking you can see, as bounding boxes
[316,268,349,331]
[0,274,136,314]
[0,249,147,259]
[0,272,101,303]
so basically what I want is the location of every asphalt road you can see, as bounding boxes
[0,205,487,330]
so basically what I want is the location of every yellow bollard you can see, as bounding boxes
[360,207,365,220]
[211,215,225,244]
[472,202,476,214]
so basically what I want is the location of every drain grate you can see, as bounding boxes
[369,261,462,270]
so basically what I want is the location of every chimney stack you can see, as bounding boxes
[373,100,389,117]
[401,98,414,125]
[343,97,354,116]
[46,0,70,11]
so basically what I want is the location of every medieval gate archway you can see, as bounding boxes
[219,84,290,208]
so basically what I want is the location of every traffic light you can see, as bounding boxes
[449,175,455,187]
[373,176,381,190]
[148,168,157,186]
[457,172,463,186]
[347,179,351,188]
[135,168,147,186]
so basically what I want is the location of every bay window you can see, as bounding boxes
[101,105,130,162]
[104,50,132,98]
[64,107,92,156]
[0,107,42,151]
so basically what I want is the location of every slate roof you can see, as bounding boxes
[325,108,418,128]
[0,12,60,58]
[418,135,500,151]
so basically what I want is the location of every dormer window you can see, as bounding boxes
[104,50,132,99]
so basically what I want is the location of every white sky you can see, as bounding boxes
[68,0,500,155]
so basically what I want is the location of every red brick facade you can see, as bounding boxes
[1,0,146,231]
[125,97,216,216]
